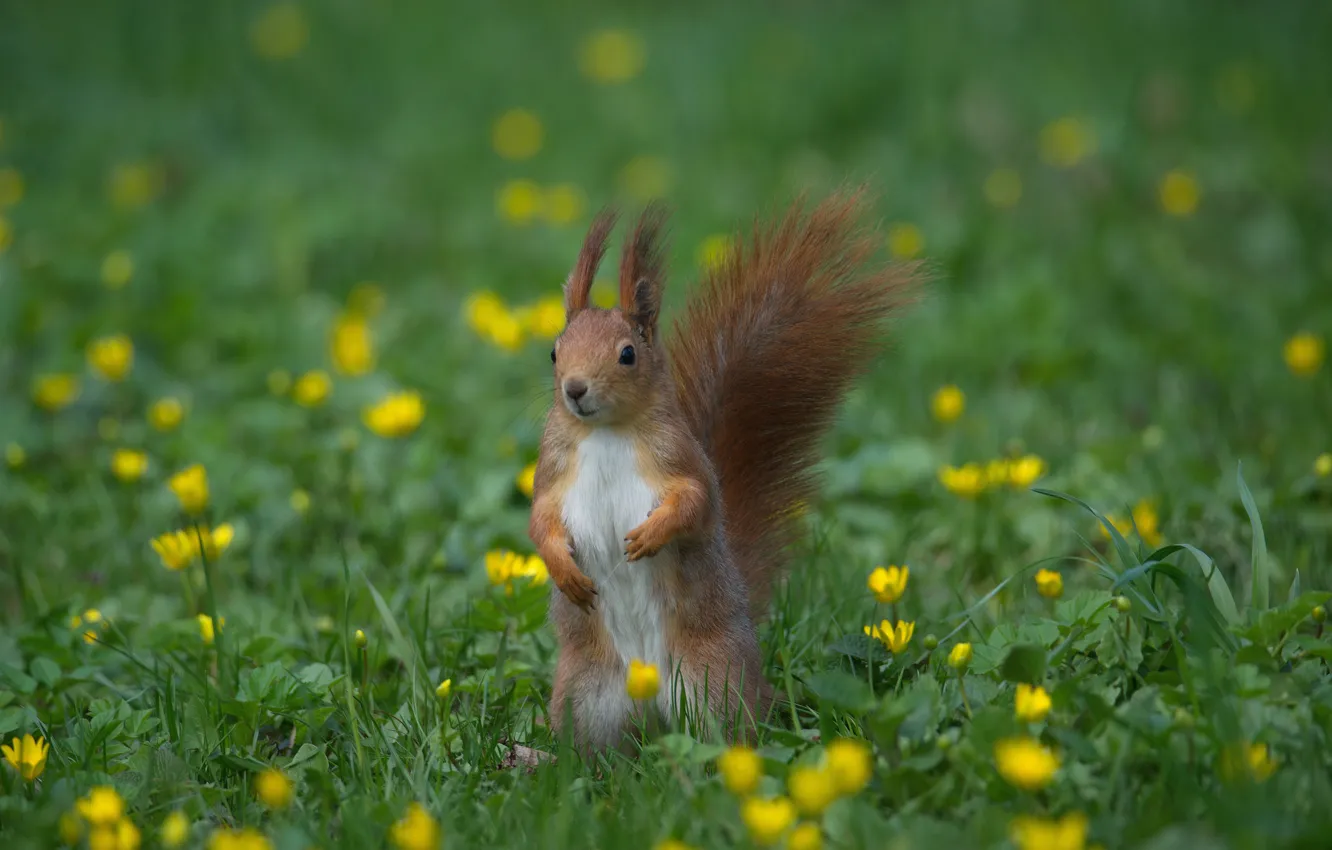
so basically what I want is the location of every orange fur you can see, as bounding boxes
[669,188,925,618]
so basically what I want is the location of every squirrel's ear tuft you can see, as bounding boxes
[620,203,669,342]
[565,208,618,317]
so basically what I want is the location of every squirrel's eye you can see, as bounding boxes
[619,345,636,366]
[550,349,556,364]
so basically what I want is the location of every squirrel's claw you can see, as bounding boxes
[554,568,598,613]
[624,521,668,561]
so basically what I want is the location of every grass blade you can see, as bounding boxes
[1236,463,1269,612]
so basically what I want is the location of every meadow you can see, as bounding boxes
[3,1,1332,848]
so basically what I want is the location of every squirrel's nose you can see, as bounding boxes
[564,380,589,402]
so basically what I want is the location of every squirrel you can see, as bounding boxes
[528,188,924,752]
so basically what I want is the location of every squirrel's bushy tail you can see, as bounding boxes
[668,189,926,620]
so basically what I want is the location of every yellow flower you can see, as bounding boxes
[886,222,923,259]
[148,397,185,432]
[496,179,542,225]
[99,819,140,850]
[197,614,224,645]
[515,554,548,586]
[108,161,164,210]
[492,109,543,161]
[994,737,1059,791]
[741,797,796,846]
[292,370,332,407]
[1039,117,1096,167]
[618,155,673,201]
[1010,812,1088,850]
[466,291,508,335]
[83,630,99,646]
[522,296,566,339]
[823,738,871,794]
[152,530,195,570]
[867,565,908,604]
[787,765,837,817]
[84,608,103,623]
[542,183,586,225]
[101,250,134,289]
[169,464,209,514]
[389,802,441,850]
[6,442,26,468]
[363,390,425,438]
[436,679,452,699]
[697,234,732,271]
[1009,455,1047,489]
[1159,169,1200,217]
[1131,500,1164,548]
[516,462,537,498]
[201,523,235,560]
[938,463,986,499]
[1219,741,1277,784]
[1284,332,1324,377]
[948,642,972,670]
[290,489,311,514]
[1034,568,1063,600]
[984,168,1022,208]
[250,2,309,60]
[111,449,147,482]
[865,619,914,654]
[1015,683,1052,723]
[2,734,48,781]
[255,767,293,809]
[930,384,964,423]
[60,810,85,845]
[985,458,1013,488]
[653,841,696,850]
[34,373,80,411]
[579,29,646,83]
[717,746,762,795]
[788,823,823,850]
[77,786,125,826]
[87,334,134,382]
[160,812,190,848]
[1316,454,1332,477]
[330,314,374,376]
[626,658,660,700]
[207,827,273,850]
[0,167,24,207]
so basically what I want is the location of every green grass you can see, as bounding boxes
[3,1,1332,848]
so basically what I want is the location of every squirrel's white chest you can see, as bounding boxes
[562,430,671,673]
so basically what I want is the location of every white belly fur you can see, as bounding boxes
[562,430,671,681]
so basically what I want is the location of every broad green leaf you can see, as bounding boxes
[998,644,1046,684]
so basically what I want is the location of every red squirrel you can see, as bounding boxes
[528,189,923,752]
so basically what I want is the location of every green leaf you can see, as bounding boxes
[1236,463,1269,611]
[826,633,890,664]
[998,644,1047,684]
[805,670,876,712]
[30,657,60,688]
[1288,569,1302,605]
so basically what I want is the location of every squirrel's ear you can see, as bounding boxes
[564,208,618,317]
[619,202,669,343]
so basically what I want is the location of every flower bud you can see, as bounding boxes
[1313,606,1326,624]
[354,629,367,648]
[922,634,939,651]
[1113,595,1132,614]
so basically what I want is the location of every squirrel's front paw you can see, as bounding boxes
[552,567,598,612]
[624,520,670,561]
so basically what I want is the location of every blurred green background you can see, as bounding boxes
[2,1,1332,847]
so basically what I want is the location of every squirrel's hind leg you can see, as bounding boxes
[550,646,642,755]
